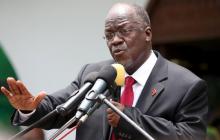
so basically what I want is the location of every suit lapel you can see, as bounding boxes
[136,82,165,112]
[136,51,168,113]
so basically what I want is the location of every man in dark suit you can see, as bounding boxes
[1,3,208,140]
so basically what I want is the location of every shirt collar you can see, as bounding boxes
[125,50,157,86]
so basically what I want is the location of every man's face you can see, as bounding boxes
[105,11,151,74]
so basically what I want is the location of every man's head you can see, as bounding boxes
[104,3,152,74]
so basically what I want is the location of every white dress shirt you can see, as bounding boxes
[122,50,157,106]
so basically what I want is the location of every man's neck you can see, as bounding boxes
[126,51,152,75]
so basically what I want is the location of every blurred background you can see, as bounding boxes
[0,0,219,140]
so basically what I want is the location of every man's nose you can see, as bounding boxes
[111,33,123,45]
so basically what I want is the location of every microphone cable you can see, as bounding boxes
[57,123,79,140]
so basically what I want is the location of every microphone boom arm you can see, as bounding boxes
[98,94,155,140]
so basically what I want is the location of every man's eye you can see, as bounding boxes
[120,29,130,35]
[106,33,114,39]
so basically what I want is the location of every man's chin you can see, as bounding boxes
[115,59,125,67]
[115,59,133,72]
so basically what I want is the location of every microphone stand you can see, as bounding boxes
[49,116,77,140]
[9,109,58,140]
[50,93,155,140]
[49,95,103,140]
[98,94,155,140]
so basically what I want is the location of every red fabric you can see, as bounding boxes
[111,132,117,140]
[120,76,135,107]
[111,76,135,140]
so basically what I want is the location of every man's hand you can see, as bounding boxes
[107,100,125,127]
[1,77,46,111]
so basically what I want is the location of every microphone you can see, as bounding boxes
[112,63,125,86]
[75,63,125,119]
[57,72,99,116]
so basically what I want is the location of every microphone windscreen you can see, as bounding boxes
[83,72,99,84]
[98,65,117,85]
[112,63,125,86]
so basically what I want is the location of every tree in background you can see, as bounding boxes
[0,43,19,134]
[0,43,44,139]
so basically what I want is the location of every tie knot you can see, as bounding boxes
[125,76,135,86]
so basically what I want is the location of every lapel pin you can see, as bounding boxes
[151,88,157,96]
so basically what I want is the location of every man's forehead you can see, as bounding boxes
[105,16,130,27]
[110,5,128,16]
[107,4,133,15]
[105,15,142,30]
[105,4,135,23]
[105,13,138,28]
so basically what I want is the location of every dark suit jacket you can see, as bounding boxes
[12,51,208,140]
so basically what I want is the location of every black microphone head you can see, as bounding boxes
[83,72,99,84]
[98,65,117,85]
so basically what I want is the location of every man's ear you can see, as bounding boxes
[145,26,152,42]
